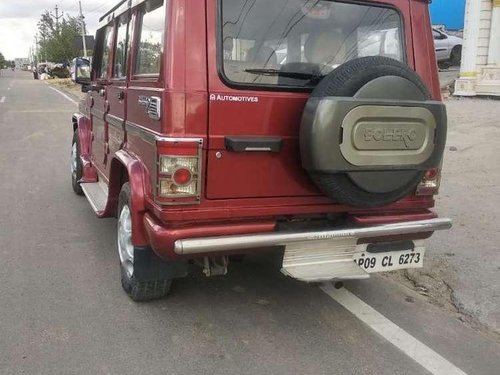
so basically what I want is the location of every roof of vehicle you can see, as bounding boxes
[99,0,128,22]
[98,0,148,28]
[98,0,431,28]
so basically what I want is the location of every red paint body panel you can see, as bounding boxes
[410,1,442,100]
[73,0,444,257]
[350,210,437,226]
[144,213,277,260]
[145,195,434,224]
[108,150,149,246]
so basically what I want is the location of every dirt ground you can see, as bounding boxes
[49,78,85,100]
[389,97,500,337]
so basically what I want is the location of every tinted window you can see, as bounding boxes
[432,30,444,40]
[221,0,404,89]
[99,25,113,79]
[135,0,165,76]
[114,16,130,79]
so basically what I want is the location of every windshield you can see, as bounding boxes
[220,0,404,89]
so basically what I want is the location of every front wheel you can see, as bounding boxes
[117,183,173,301]
[450,45,462,66]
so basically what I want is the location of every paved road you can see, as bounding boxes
[0,70,499,375]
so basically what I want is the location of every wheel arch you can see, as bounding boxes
[107,150,149,246]
[72,113,96,183]
[72,113,91,156]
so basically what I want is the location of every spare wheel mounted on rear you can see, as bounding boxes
[300,56,447,208]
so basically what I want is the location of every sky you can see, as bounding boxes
[0,0,117,60]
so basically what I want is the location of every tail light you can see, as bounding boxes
[156,138,203,205]
[415,168,441,196]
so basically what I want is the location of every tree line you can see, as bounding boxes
[36,11,89,63]
[0,52,14,68]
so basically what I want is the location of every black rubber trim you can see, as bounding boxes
[366,240,414,254]
[106,114,125,129]
[225,136,282,152]
[133,246,188,282]
[90,107,106,120]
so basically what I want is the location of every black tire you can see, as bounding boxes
[311,56,430,99]
[118,183,172,301]
[71,131,84,195]
[305,56,429,207]
[120,267,172,302]
[310,172,425,209]
[450,45,462,66]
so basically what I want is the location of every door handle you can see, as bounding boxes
[117,91,125,101]
[224,136,282,152]
[99,89,105,97]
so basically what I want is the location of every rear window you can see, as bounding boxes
[220,0,404,89]
[98,25,113,79]
[135,0,165,76]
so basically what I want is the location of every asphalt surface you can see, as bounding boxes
[1,70,499,375]
[430,97,500,333]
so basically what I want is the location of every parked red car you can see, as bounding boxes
[72,0,451,301]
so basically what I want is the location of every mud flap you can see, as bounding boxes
[133,246,188,282]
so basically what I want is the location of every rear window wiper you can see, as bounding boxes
[244,68,322,81]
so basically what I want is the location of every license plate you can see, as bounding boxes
[352,241,425,273]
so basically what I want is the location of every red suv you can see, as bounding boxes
[72,0,451,301]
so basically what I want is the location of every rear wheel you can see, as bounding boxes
[117,183,173,301]
[71,131,83,195]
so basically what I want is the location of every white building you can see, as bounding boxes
[455,0,500,96]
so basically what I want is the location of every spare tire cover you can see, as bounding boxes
[300,56,447,208]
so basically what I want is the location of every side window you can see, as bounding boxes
[135,0,165,76]
[114,16,130,79]
[99,25,113,79]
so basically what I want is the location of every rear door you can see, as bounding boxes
[106,12,131,176]
[90,24,113,176]
[126,0,166,137]
[206,0,412,200]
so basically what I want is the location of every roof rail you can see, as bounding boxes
[98,0,128,22]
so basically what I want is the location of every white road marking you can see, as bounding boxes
[0,96,5,103]
[320,283,468,375]
[48,86,78,106]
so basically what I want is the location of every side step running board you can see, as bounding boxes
[81,181,109,214]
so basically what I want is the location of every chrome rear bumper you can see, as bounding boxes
[174,218,452,255]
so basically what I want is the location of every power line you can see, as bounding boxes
[86,3,109,15]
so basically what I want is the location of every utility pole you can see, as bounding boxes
[50,4,64,33]
[78,0,88,58]
[34,35,38,65]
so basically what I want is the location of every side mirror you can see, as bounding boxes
[72,57,91,86]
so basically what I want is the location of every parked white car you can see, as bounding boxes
[433,28,463,65]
